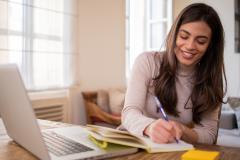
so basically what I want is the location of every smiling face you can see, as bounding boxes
[174,21,212,68]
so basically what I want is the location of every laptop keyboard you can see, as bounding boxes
[42,132,94,157]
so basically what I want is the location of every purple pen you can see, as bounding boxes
[154,96,179,143]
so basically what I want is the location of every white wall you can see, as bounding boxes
[77,0,126,91]
[174,0,240,97]
[74,0,125,125]
[77,0,240,96]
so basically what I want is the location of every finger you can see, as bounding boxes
[172,126,181,140]
[155,120,182,143]
[150,130,168,143]
[149,123,174,143]
[159,126,175,142]
[156,119,174,131]
[154,126,175,143]
[155,119,178,142]
[170,121,183,140]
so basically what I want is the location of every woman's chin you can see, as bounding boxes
[178,60,196,67]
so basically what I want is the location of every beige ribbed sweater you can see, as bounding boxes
[121,51,220,144]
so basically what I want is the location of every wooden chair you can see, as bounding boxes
[82,91,121,127]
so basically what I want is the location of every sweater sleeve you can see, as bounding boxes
[121,52,156,136]
[193,106,221,144]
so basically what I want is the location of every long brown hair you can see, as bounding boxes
[154,3,227,124]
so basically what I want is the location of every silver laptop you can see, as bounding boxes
[0,64,138,160]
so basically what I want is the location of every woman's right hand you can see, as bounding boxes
[143,119,180,143]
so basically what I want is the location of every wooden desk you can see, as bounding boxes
[0,119,239,160]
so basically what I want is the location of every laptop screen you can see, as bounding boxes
[0,64,51,160]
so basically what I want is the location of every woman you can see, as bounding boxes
[121,3,227,144]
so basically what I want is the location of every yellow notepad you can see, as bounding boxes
[89,135,108,149]
[181,149,220,160]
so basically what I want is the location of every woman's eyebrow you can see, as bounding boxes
[179,29,209,39]
[179,29,190,35]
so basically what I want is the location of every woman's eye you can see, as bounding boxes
[180,35,188,39]
[197,40,207,45]
[197,38,208,45]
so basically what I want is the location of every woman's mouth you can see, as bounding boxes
[181,50,196,59]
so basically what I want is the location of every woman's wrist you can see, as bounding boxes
[180,124,198,143]
[180,124,187,140]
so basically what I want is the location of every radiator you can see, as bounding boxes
[29,90,69,123]
[34,105,63,121]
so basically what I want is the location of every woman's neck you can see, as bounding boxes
[177,63,196,76]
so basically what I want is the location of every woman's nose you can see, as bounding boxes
[186,39,196,50]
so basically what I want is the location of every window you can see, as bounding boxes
[0,0,78,91]
[125,0,172,77]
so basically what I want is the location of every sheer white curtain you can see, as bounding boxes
[0,0,78,91]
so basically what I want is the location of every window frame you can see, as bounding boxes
[125,0,173,78]
[146,0,172,51]
[0,0,77,91]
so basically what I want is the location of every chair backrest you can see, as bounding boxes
[81,91,121,127]
[82,91,98,104]
[82,91,98,124]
